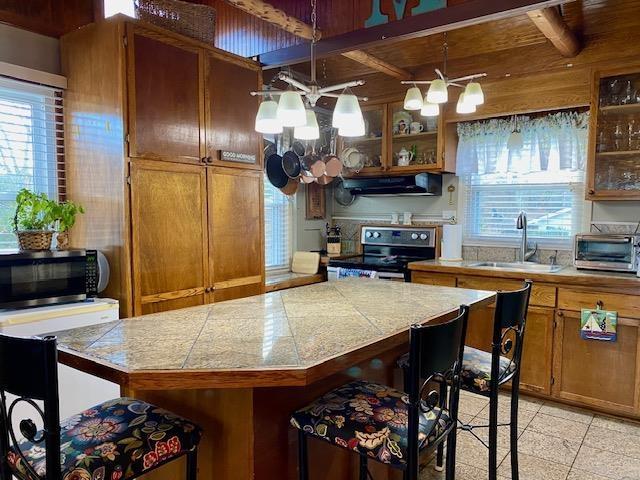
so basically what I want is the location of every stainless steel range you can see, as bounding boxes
[327,226,437,281]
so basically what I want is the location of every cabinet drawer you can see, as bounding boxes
[411,271,457,287]
[558,288,640,319]
[457,276,556,307]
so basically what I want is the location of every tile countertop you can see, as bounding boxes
[53,279,495,390]
[409,260,640,289]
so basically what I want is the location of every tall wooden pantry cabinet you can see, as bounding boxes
[62,16,265,317]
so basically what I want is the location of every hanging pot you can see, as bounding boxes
[280,178,300,196]
[324,155,343,177]
[315,175,334,185]
[309,154,326,178]
[292,141,307,157]
[266,153,288,188]
[282,150,302,178]
[300,170,316,183]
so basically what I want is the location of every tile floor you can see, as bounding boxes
[420,391,640,480]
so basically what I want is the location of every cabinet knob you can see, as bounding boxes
[207,156,214,164]
[201,157,207,164]
[588,189,595,195]
[596,300,604,310]
[205,287,212,293]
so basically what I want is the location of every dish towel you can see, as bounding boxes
[337,267,378,279]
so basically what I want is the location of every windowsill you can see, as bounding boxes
[265,271,326,293]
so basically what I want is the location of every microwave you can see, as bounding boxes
[0,250,109,309]
[574,234,640,273]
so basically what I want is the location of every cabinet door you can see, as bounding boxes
[127,25,204,163]
[587,67,640,200]
[208,167,264,301]
[340,104,387,177]
[205,52,262,169]
[130,160,209,315]
[552,310,640,416]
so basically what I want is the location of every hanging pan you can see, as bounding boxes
[266,153,288,189]
[282,150,302,179]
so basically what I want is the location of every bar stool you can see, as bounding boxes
[290,305,469,480]
[399,281,532,480]
[0,334,202,480]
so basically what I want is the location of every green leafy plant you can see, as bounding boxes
[52,200,85,233]
[13,188,57,231]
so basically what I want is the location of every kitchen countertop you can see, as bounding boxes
[54,278,495,390]
[409,260,640,289]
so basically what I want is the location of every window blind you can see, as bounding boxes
[0,76,64,250]
[263,177,293,271]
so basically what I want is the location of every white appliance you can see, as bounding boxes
[0,299,121,437]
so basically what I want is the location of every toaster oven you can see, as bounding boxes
[574,234,640,273]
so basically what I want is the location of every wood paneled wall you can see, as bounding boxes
[0,0,95,37]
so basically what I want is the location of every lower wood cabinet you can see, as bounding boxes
[553,309,640,416]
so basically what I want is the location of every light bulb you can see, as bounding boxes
[456,92,476,114]
[420,99,439,117]
[426,78,448,104]
[294,109,320,140]
[339,118,365,137]
[464,82,484,106]
[333,92,363,129]
[403,86,423,111]
[277,90,306,127]
[104,0,135,18]
[255,99,283,134]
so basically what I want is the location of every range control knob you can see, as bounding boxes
[365,231,373,238]
[420,233,428,240]
[411,233,419,240]
[373,232,381,238]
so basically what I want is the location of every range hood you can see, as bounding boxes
[341,173,442,196]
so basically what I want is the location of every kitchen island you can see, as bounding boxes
[55,279,495,480]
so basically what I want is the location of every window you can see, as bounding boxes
[0,77,63,250]
[457,111,589,248]
[263,177,293,271]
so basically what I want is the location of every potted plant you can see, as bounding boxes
[52,200,85,250]
[13,188,57,251]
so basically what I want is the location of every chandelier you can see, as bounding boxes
[252,0,367,139]
[401,36,486,116]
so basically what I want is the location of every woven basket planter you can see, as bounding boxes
[16,230,53,251]
[136,0,216,46]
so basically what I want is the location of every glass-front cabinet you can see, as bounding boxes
[339,101,456,177]
[588,67,640,199]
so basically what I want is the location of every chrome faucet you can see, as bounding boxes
[516,211,537,262]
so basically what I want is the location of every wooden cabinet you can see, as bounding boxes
[208,168,264,301]
[127,25,204,163]
[341,102,456,177]
[63,18,264,317]
[587,65,640,200]
[519,306,555,395]
[456,275,556,308]
[553,309,640,415]
[411,271,456,287]
[130,160,209,314]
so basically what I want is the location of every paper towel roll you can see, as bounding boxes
[440,224,463,261]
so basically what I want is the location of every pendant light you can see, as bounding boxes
[276,88,306,127]
[403,85,424,110]
[255,96,283,134]
[456,92,476,114]
[464,82,485,106]
[333,90,363,129]
[294,108,320,140]
[420,100,439,117]
[400,33,486,115]
[339,118,366,137]
[508,115,524,151]
[251,0,366,137]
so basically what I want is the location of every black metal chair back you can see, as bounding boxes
[491,281,532,384]
[405,305,469,480]
[0,334,62,480]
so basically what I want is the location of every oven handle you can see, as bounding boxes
[578,236,632,244]
[376,271,406,280]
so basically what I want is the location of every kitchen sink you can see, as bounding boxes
[467,262,565,273]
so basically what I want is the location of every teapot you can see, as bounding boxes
[397,147,414,167]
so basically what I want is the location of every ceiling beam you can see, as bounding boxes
[223,0,412,79]
[527,7,581,57]
[259,0,575,69]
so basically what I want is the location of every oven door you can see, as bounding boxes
[574,235,637,272]
[0,251,88,308]
[376,271,407,282]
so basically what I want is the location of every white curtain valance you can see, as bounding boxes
[456,111,590,176]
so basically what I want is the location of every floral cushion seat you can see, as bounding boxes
[290,380,451,468]
[461,346,516,394]
[7,397,202,480]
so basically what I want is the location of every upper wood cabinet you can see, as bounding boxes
[130,159,210,315]
[587,65,640,200]
[127,25,204,163]
[205,53,262,169]
[341,101,456,177]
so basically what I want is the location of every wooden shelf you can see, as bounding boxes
[596,150,640,156]
[392,131,438,141]
[344,136,383,144]
[599,103,640,114]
